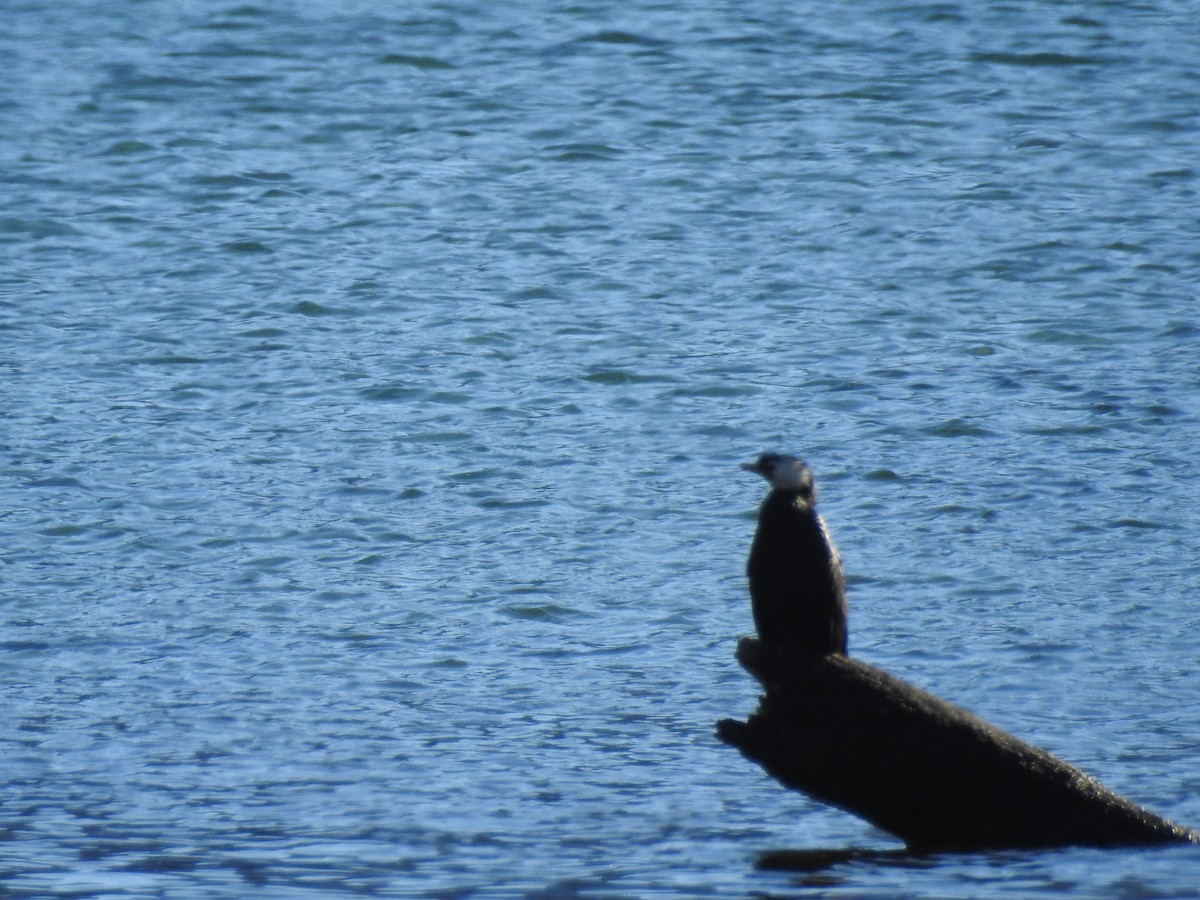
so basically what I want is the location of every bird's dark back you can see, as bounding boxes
[747,489,848,655]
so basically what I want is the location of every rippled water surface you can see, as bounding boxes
[4,1,1199,896]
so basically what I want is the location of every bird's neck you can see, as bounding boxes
[768,488,814,510]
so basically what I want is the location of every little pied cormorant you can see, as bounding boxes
[742,453,848,656]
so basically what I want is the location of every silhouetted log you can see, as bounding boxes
[717,637,1198,852]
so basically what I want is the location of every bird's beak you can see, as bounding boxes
[740,462,761,474]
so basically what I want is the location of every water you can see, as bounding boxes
[3,1,1199,896]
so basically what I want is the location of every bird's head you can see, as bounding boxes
[742,453,815,498]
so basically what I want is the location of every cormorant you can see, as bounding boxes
[742,453,848,655]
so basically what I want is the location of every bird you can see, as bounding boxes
[742,453,848,655]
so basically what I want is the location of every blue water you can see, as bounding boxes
[3,1,1199,896]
